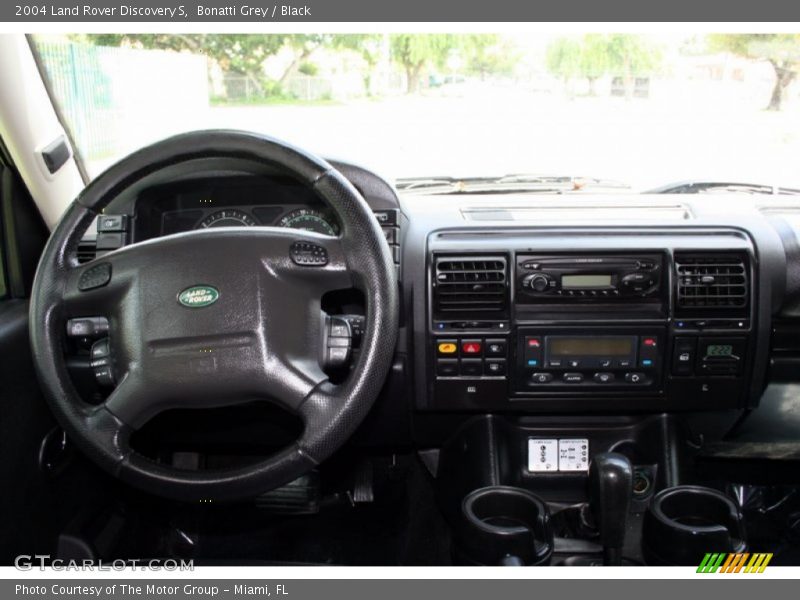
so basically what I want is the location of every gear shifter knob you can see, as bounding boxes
[589,452,633,566]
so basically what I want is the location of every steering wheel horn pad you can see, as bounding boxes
[29,131,399,501]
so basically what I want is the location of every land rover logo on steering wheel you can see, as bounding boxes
[178,285,220,308]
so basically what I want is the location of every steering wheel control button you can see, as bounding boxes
[461,340,482,356]
[530,372,554,384]
[290,241,328,266]
[78,262,111,291]
[66,317,109,338]
[329,321,349,338]
[93,366,115,387]
[562,372,584,383]
[97,214,128,232]
[325,316,353,369]
[90,338,110,359]
[436,359,459,377]
[90,338,115,386]
[95,232,125,251]
[437,341,458,356]
[593,372,615,384]
[341,315,366,347]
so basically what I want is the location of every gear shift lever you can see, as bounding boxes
[588,452,633,566]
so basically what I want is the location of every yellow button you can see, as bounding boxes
[437,342,457,355]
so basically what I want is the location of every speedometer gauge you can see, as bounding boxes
[197,209,258,229]
[277,208,339,236]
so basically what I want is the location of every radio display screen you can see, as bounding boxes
[549,337,633,357]
[561,274,612,289]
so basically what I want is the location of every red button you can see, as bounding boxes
[527,338,542,348]
[643,338,657,347]
[462,341,482,354]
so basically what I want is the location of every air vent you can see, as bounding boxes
[433,256,508,316]
[77,240,97,264]
[675,253,748,311]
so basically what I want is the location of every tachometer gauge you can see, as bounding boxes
[197,209,258,229]
[277,208,339,236]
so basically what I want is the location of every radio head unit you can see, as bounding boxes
[516,254,664,301]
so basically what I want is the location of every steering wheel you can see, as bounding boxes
[29,131,399,502]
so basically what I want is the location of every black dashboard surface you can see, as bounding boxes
[88,159,800,417]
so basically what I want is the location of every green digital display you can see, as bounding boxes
[561,274,612,289]
[706,344,734,357]
[550,337,633,357]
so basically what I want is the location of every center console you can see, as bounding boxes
[423,229,758,413]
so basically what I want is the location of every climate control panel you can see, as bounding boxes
[513,327,665,393]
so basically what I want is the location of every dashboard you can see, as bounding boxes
[79,158,800,426]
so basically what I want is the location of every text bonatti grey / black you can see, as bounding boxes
[20,5,311,18]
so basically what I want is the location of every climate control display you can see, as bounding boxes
[515,328,664,393]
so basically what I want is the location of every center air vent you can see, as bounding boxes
[433,256,508,316]
[675,253,748,311]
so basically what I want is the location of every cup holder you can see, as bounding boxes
[454,486,554,566]
[642,485,746,565]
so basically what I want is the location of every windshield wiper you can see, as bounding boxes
[395,174,631,194]
[648,180,800,196]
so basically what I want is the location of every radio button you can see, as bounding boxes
[622,273,651,285]
[485,359,507,376]
[461,340,483,356]
[530,372,554,384]
[548,359,563,368]
[563,372,584,383]
[485,339,507,356]
[594,372,615,384]
[618,359,632,368]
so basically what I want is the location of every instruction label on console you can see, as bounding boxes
[558,438,590,471]
[528,439,558,472]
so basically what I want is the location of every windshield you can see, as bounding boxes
[31,33,800,191]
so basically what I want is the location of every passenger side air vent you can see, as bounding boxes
[77,240,97,264]
[675,253,749,312]
[433,256,509,317]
